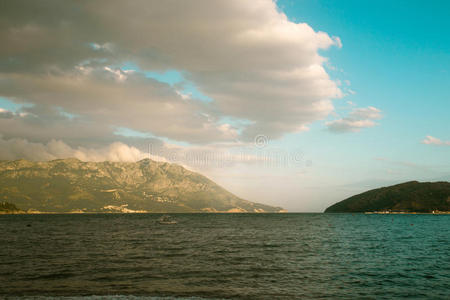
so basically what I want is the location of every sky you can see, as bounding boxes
[0,0,449,211]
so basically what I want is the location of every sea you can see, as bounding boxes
[0,213,449,299]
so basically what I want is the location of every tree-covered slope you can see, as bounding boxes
[325,181,450,213]
[0,158,283,213]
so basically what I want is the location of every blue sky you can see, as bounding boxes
[274,0,450,176]
[216,0,450,210]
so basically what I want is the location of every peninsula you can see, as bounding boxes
[325,181,450,213]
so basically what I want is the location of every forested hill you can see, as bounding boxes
[325,181,450,213]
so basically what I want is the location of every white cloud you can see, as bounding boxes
[91,43,114,52]
[0,70,239,144]
[176,90,191,100]
[0,0,343,143]
[422,135,450,146]
[326,106,382,133]
[0,135,297,173]
[103,66,131,82]
[0,136,167,162]
[332,36,343,49]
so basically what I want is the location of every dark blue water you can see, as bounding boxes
[0,213,449,299]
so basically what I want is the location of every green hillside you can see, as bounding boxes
[325,181,450,213]
[0,158,283,213]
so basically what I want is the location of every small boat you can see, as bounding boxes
[158,215,177,225]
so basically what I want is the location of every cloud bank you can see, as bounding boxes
[0,0,342,147]
[0,136,167,162]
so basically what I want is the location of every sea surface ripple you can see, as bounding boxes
[0,213,449,299]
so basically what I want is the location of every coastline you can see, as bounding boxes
[1,210,448,215]
[364,211,450,215]
[0,210,289,215]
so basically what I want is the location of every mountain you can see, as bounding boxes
[325,181,450,213]
[0,201,23,213]
[0,158,284,213]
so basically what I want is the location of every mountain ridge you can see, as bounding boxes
[0,158,284,213]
